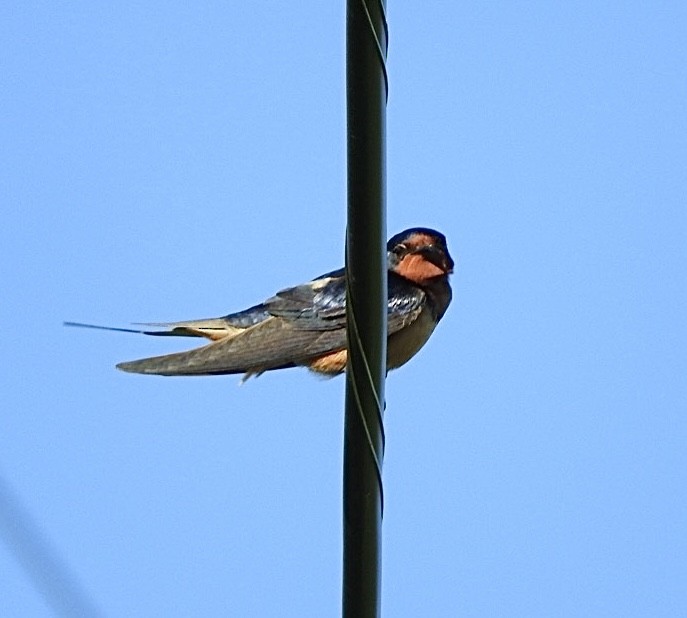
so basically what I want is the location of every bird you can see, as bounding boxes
[66,228,453,380]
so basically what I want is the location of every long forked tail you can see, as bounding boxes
[64,319,242,340]
[64,322,171,336]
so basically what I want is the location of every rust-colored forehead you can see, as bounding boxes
[402,232,442,249]
[387,227,446,251]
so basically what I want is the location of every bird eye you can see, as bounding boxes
[394,243,407,255]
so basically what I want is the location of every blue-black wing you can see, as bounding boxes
[114,271,426,376]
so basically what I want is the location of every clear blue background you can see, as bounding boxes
[2,2,685,616]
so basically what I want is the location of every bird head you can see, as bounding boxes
[387,228,454,284]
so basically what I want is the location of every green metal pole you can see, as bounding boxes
[343,1,388,617]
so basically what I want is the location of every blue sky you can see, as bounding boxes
[2,2,686,616]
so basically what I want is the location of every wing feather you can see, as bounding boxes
[116,316,351,376]
[79,269,429,377]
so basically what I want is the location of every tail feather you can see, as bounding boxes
[64,322,170,336]
[64,319,242,340]
[114,316,347,377]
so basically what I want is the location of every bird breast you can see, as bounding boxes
[386,306,438,371]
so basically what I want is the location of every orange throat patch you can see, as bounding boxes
[395,254,446,283]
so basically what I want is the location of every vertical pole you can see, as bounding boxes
[343,1,388,617]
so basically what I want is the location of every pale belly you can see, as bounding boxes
[386,307,437,370]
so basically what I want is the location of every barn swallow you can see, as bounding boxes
[66,228,453,379]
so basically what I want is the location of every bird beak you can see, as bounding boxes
[416,246,454,274]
